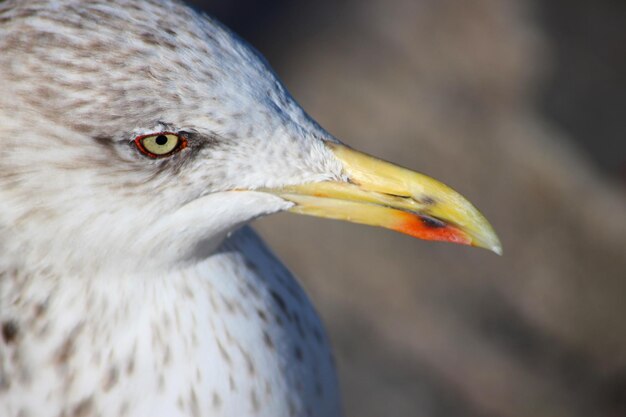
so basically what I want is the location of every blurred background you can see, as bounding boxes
[189,1,626,416]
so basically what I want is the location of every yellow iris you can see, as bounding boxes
[140,133,181,156]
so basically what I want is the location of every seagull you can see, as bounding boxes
[0,1,501,416]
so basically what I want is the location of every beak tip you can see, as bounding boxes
[472,232,502,255]
[489,242,503,256]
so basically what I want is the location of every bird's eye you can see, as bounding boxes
[134,132,187,158]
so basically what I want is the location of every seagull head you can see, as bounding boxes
[0,0,500,274]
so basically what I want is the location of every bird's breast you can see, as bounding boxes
[0,228,341,417]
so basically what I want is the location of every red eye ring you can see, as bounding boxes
[134,131,188,158]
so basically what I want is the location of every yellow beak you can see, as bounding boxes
[267,143,501,254]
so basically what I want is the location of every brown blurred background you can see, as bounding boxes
[190,1,626,416]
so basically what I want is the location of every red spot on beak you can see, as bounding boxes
[393,212,472,245]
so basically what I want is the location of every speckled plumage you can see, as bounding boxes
[0,1,343,416]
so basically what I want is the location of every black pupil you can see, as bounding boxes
[155,135,169,146]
